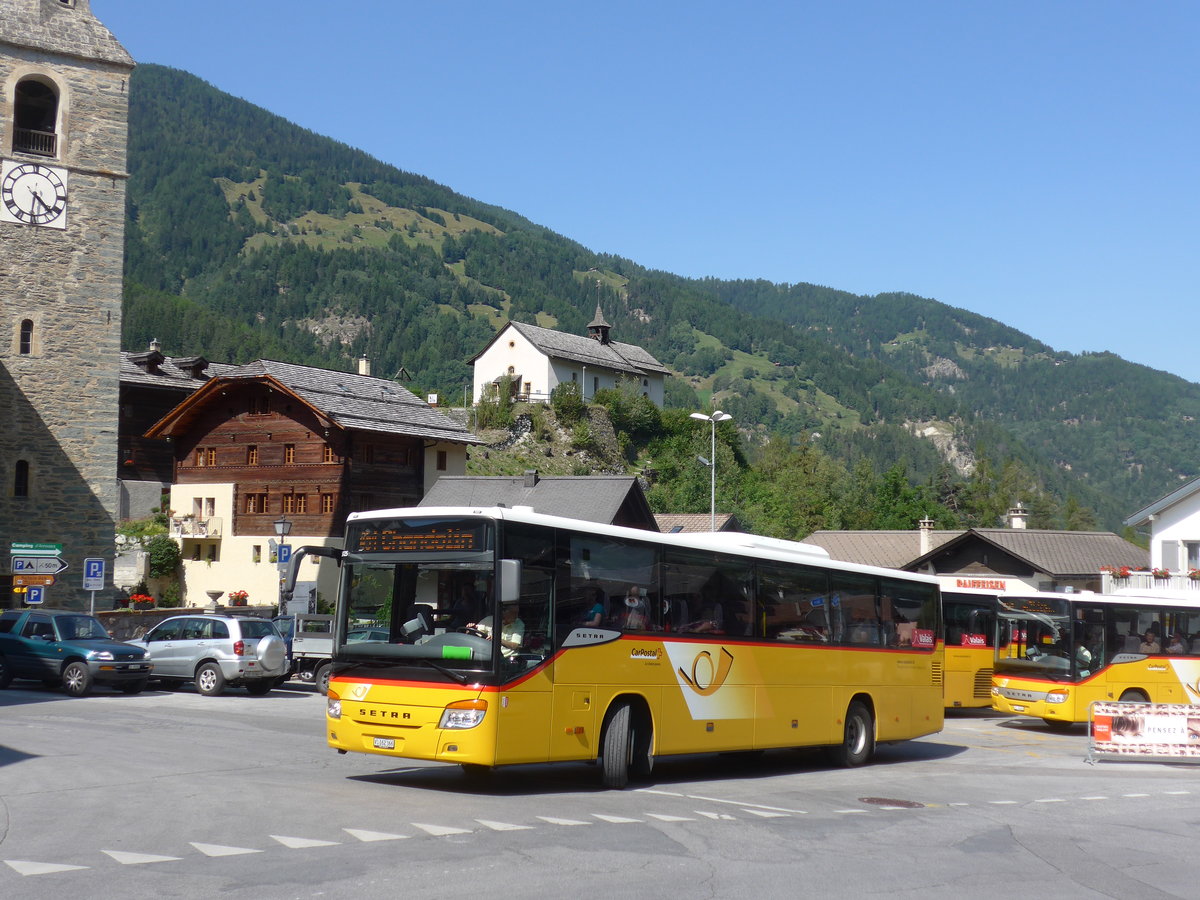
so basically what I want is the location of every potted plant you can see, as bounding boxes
[1151,567,1171,579]
[1100,565,1132,579]
[129,593,155,609]
[1189,569,1200,582]
[228,590,249,607]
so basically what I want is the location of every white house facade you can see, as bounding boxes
[1126,477,1200,574]
[471,306,668,407]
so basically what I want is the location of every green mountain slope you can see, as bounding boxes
[121,64,1200,531]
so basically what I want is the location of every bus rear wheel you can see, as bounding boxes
[829,700,874,768]
[1119,690,1149,703]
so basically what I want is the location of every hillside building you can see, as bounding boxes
[1123,477,1200,593]
[0,0,133,608]
[470,305,668,408]
[805,507,1147,595]
[144,358,481,607]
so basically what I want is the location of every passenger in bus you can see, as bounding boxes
[1138,630,1161,654]
[581,586,607,628]
[620,586,650,631]
[470,599,525,657]
[1166,633,1186,655]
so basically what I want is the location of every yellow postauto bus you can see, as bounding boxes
[991,590,1200,728]
[299,506,944,788]
[942,590,1005,709]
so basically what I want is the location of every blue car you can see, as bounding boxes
[0,608,153,696]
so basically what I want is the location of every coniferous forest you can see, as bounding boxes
[120,65,1200,538]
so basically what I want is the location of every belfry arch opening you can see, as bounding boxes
[14,78,59,157]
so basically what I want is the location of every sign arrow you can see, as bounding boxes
[10,556,69,576]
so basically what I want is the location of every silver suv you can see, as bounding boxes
[137,615,287,696]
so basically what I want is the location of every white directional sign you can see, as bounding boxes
[11,556,69,576]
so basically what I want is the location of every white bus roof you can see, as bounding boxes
[346,505,939,586]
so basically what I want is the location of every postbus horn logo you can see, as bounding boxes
[677,647,735,696]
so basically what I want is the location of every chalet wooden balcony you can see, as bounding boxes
[1101,572,1200,594]
[13,128,57,157]
[171,516,223,538]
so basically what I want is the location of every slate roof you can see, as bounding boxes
[0,1,134,67]
[146,359,481,446]
[473,321,669,377]
[803,530,960,569]
[952,529,1149,577]
[806,528,1148,576]
[119,352,236,392]
[226,359,481,444]
[421,475,653,527]
[654,513,740,534]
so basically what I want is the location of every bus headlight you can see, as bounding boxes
[440,699,487,729]
[327,698,342,719]
[1046,689,1069,704]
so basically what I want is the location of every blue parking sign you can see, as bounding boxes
[277,545,292,565]
[26,585,45,605]
[83,558,105,591]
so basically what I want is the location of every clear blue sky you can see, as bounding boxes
[93,0,1199,383]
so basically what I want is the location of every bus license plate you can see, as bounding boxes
[373,737,396,750]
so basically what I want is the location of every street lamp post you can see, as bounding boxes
[274,515,292,615]
[690,410,733,531]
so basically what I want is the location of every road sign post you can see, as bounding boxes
[83,558,105,615]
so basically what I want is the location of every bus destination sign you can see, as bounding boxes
[351,520,487,554]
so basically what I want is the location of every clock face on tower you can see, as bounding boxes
[1,160,69,228]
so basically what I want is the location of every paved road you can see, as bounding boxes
[2,684,1198,899]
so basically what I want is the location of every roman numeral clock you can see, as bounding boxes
[1,160,69,229]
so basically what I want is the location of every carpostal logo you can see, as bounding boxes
[629,646,663,661]
[663,643,746,720]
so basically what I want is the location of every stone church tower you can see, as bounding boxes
[0,0,133,608]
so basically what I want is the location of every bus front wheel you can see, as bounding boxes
[602,703,633,789]
[830,700,875,768]
[1120,690,1149,703]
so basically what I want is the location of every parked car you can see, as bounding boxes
[135,614,287,696]
[0,608,153,697]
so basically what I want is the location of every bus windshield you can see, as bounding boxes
[994,595,1080,681]
[337,559,503,671]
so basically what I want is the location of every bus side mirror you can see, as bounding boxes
[499,559,522,605]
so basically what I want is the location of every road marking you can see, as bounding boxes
[536,816,591,826]
[1080,796,1108,801]
[1163,791,1190,795]
[189,843,262,857]
[681,793,808,814]
[989,801,1018,805]
[637,789,684,797]
[743,809,791,818]
[1122,793,1150,798]
[271,835,341,849]
[592,814,642,823]
[411,823,472,836]
[476,819,535,831]
[1034,798,1066,804]
[101,850,181,865]
[4,860,89,876]
[695,811,736,820]
[835,809,868,814]
[646,813,695,822]
[344,829,408,842]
